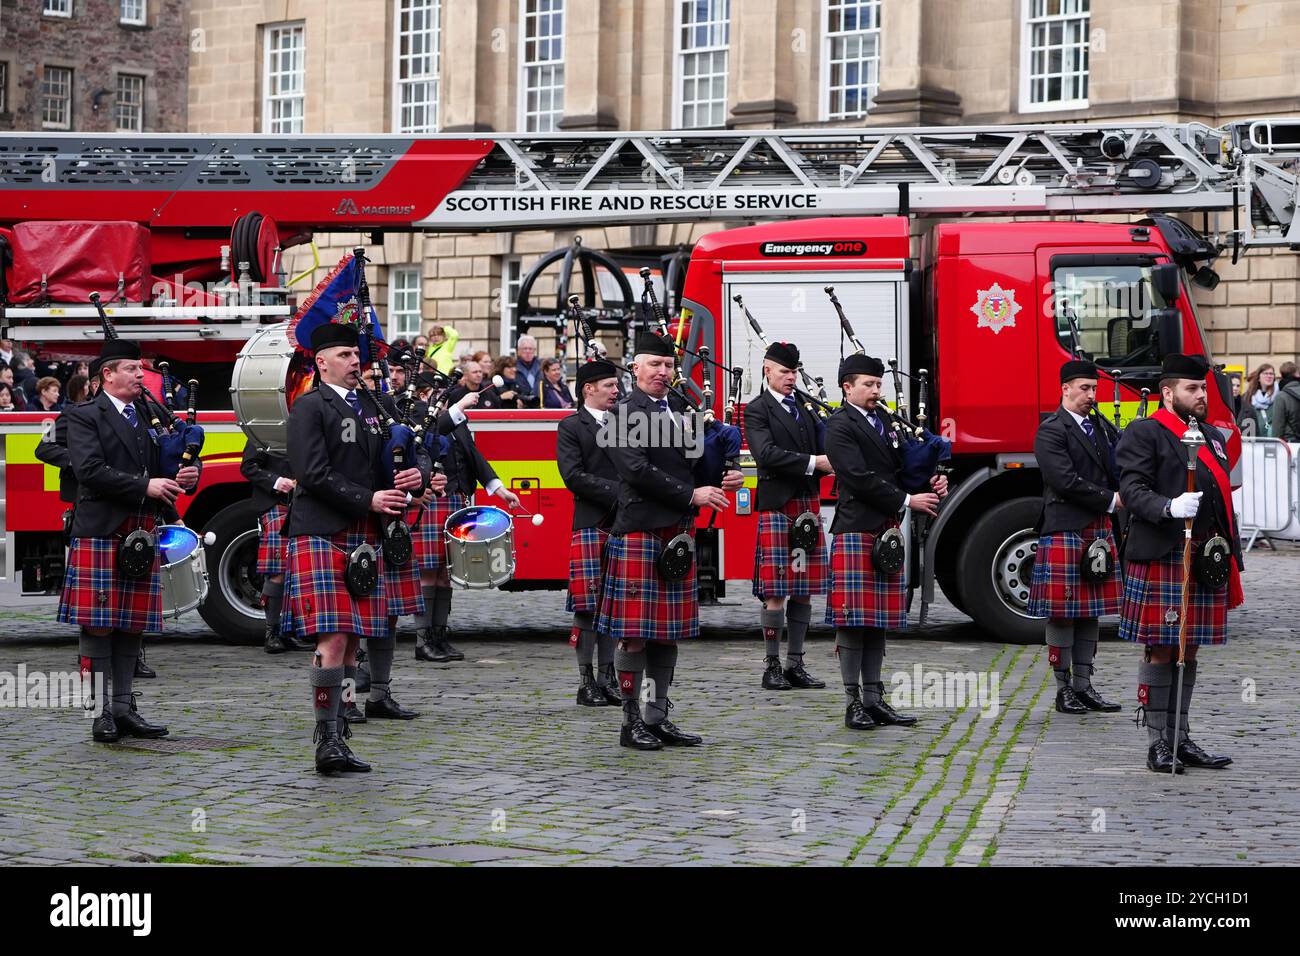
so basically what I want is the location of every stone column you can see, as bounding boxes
[728,0,798,127]
[558,0,619,129]
[865,0,961,126]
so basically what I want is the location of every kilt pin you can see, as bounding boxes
[752,495,828,599]
[281,515,389,640]
[256,503,288,577]
[824,527,907,630]
[594,520,698,642]
[1026,516,1122,619]
[566,526,609,614]
[57,507,164,634]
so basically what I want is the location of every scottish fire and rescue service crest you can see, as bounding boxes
[971,283,1022,335]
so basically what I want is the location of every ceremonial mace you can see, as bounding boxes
[1171,417,1205,775]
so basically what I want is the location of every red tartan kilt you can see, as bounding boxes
[752,496,828,599]
[281,516,388,639]
[566,527,608,614]
[256,504,287,577]
[1118,546,1228,646]
[57,510,163,634]
[594,522,698,642]
[382,547,425,616]
[1026,517,1121,619]
[825,528,907,630]
[411,492,467,571]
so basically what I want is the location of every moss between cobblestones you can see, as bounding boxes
[158,851,241,865]
[978,663,1051,866]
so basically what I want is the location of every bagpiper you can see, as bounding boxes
[594,333,743,750]
[743,341,834,691]
[281,322,428,774]
[56,337,199,742]
[556,359,623,706]
[823,354,947,730]
[1026,359,1124,714]
[240,442,313,653]
[1115,353,1241,773]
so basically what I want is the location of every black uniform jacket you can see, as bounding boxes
[1034,406,1119,535]
[824,402,907,535]
[606,387,697,535]
[240,442,293,515]
[65,390,177,537]
[416,399,500,498]
[743,387,823,512]
[1116,414,1244,570]
[284,384,431,537]
[557,405,620,530]
[35,403,80,503]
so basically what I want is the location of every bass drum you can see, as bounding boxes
[229,322,315,452]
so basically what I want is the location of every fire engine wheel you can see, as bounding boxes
[197,500,266,645]
[956,498,1043,644]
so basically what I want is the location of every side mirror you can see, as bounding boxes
[1152,262,1182,304]
[1155,308,1183,356]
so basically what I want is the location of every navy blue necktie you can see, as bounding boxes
[1081,417,1095,439]
[781,395,800,421]
[867,412,885,436]
[344,389,363,417]
[121,404,137,427]
[655,398,669,413]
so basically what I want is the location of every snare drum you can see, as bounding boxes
[157,524,209,618]
[444,506,515,589]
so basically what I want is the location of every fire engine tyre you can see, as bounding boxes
[955,497,1043,645]
[197,500,267,645]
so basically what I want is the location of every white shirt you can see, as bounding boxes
[584,404,607,427]
[323,381,356,404]
[848,400,910,511]
[1064,406,1118,514]
[105,391,131,416]
[768,387,818,477]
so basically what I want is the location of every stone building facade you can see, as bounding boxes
[182,0,1300,373]
[0,0,190,133]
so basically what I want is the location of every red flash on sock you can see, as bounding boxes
[763,627,778,640]
[619,671,635,693]
[314,688,330,707]
[1047,646,1061,667]
[79,656,91,677]
[1137,684,1149,706]
[569,627,580,648]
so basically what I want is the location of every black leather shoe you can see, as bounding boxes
[598,664,622,705]
[1146,740,1185,773]
[284,632,315,651]
[843,686,875,730]
[1074,683,1121,712]
[341,701,366,724]
[364,695,420,720]
[784,658,826,689]
[618,701,663,750]
[645,717,702,747]
[314,722,349,774]
[1176,738,1232,769]
[762,656,793,690]
[335,739,371,772]
[576,665,608,706]
[355,647,368,664]
[264,627,289,654]
[115,700,169,739]
[354,663,371,694]
[432,627,464,662]
[415,627,452,662]
[864,699,918,727]
[134,648,156,678]
[92,711,119,743]
[1055,686,1089,714]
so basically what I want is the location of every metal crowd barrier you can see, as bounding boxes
[1232,437,1298,550]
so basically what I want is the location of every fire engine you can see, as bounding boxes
[2,119,1297,643]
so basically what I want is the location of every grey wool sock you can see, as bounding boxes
[432,587,453,629]
[78,630,112,714]
[574,611,596,668]
[1166,658,1196,746]
[311,665,344,732]
[643,642,677,726]
[761,608,784,658]
[596,632,615,669]
[1136,659,1170,747]
[1045,619,1073,690]
[860,628,886,705]
[109,631,143,716]
[366,636,396,702]
[342,664,358,706]
[836,629,864,704]
[418,584,438,630]
[614,644,647,725]
[785,601,813,666]
[262,578,284,631]
[1071,618,1099,691]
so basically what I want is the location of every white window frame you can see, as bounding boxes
[114,73,145,132]
[43,0,73,17]
[41,66,73,130]
[392,0,440,133]
[388,266,423,340]
[262,21,305,135]
[673,0,730,130]
[517,0,565,132]
[120,0,146,26]
[819,0,881,121]
[1018,0,1090,113]
[499,256,523,354]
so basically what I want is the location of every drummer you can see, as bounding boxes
[409,385,520,663]
[56,337,199,743]
[240,441,313,653]
[281,321,429,774]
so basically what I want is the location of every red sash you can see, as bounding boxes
[1151,408,1243,608]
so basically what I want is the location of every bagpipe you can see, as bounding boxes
[824,286,951,491]
[89,292,205,484]
[732,293,833,422]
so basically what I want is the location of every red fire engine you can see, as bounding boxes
[2,121,1297,642]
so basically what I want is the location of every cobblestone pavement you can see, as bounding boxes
[0,547,1296,867]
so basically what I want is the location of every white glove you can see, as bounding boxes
[1169,492,1202,519]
